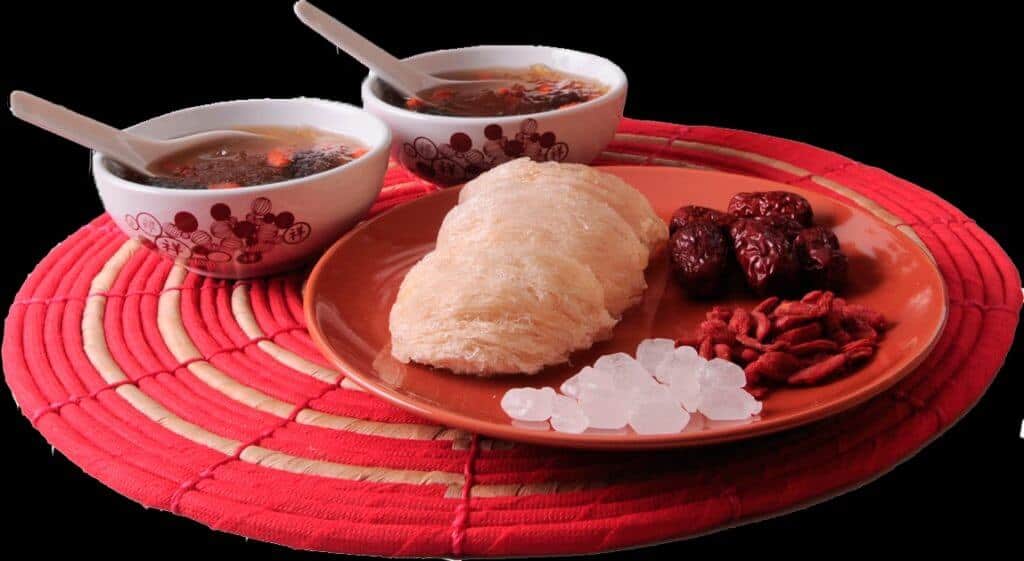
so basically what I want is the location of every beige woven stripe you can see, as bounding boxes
[158,267,296,417]
[470,480,602,498]
[614,133,811,177]
[600,151,649,164]
[230,284,340,384]
[811,175,930,253]
[84,241,241,456]
[601,150,712,170]
[648,156,712,170]
[78,240,469,493]
[228,284,363,391]
[157,266,461,440]
[240,446,464,486]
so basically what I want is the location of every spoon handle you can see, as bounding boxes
[294,1,436,97]
[9,90,151,171]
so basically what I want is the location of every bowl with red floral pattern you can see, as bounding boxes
[91,98,391,279]
[361,45,627,185]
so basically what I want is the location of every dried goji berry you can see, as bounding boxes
[844,317,878,341]
[773,300,821,317]
[699,318,733,344]
[714,343,733,360]
[842,304,888,330]
[801,290,825,303]
[746,351,803,383]
[810,291,835,315]
[728,308,752,337]
[751,310,771,341]
[738,347,762,365]
[841,338,877,353]
[265,148,292,168]
[735,333,786,353]
[788,354,848,385]
[789,339,839,356]
[681,289,887,389]
[706,306,734,322]
[753,296,780,314]
[845,346,875,362]
[774,322,824,345]
[773,314,815,333]
[699,337,715,360]
[823,310,852,343]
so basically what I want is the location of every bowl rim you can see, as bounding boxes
[359,44,628,124]
[91,97,392,198]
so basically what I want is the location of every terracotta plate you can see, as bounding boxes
[305,166,947,450]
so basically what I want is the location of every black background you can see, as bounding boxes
[1,2,1019,558]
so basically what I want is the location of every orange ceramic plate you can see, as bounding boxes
[305,166,947,450]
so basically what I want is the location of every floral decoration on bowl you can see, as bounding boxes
[125,197,311,271]
[400,118,569,185]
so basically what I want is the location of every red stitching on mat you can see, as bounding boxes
[28,357,203,424]
[27,326,304,424]
[779,161,859,185]
[898,218,977,227]
[647,126,687,165]
[449,434,480,558]
[11,283,254,307]
[890,389,944,427]
[202,326,306,363]
[891,389,928,410]
[724,487,742,520]
[168,377,343,514]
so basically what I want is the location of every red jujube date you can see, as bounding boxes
[669,205,735,234]
[669,222,731,298]
[729,218,801,295]
[795,226,848,289]
[728,191,814,226]
[752,215,805,242]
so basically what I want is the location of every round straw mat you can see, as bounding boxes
[3,118,1019,558]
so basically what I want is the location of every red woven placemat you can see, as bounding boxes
[3,118,1019,558]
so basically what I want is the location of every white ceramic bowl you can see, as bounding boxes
[92,98,391,279]
[361,45,627,185]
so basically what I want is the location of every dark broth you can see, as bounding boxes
[111,126,366,189]
[380,64,608,117]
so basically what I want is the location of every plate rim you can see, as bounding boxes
[304,165,949,450]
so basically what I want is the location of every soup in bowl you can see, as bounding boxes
[361,45,627,185]
[110,125,369,190]
[378,64,610,117]
[93,98,391,279]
